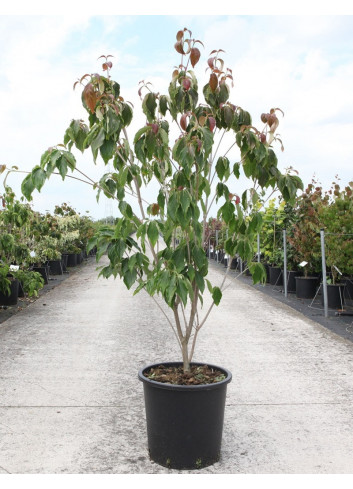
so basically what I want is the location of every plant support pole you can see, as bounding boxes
[283,229,287,298]
[320,229,328,318]
[216,230,219,263]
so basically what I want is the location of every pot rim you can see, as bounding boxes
[138,361,232,391]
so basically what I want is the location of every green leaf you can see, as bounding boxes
[123,268,137,289]
[147,220,159,247]
[248,262,266,284]
[142,92,157,122]
[180,189,191,214]
[159,95,169,116]
[21,174,35,200]
[212,286,222,305]
[172,246,186,272]
[233,162,240,179]
[55,155,67,180]
[32,167,47,190]
[91,127,105,160]
[121,103,133,126]
[100,138,116,164]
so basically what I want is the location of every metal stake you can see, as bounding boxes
[320,229,328,318]
[283,229,287,298]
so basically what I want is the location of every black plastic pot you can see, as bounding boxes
[0,279,19,306]
[263,263,270,283]
[343,277,353,301]
[283,270,302,293]
[66,253,77,267]
[269,266,283,286]
[295,276,319,299]
[32,265,49,285]
[230,257,238,270]
[48,259,63,275]
[61,254,69,272]
[321,283,346,309]
[138,362,232,470]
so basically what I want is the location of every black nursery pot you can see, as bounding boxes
[295,276,319,299]
[269,266,283,286]
[48,259,63,275]
[0,279,19,306]
[66,253,77,267]
[32,266,49,285]
[138,362,232,470]
[321,283,346,309]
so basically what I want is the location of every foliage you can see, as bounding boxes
[287,180,323,276]
[21,29,303,372]
[15,269,44,297]
[0,263,12,296]
[319,181,353,283]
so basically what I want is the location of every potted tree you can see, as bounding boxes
[0,188,45,303]
[319,181,353,309]
[20,29,302,469]
[260,199,285,285]
[287,181,323,299]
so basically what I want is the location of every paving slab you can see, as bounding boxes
[0,255,353,474]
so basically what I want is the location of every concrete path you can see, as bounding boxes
[0,255,353,474]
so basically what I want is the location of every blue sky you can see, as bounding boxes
[1,6,353,219]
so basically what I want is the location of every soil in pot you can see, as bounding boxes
[138,362,232,470]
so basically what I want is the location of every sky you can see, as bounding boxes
[1,2,353,220]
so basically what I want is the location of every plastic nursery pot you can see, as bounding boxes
[283,270,302,293]
[269,266,283,286]
[48,260,63,275]
[66,253,77,267]
[321,283,346,309]
[138,362,232,470]
[295,276,319,299]
[32,266,49,285]
[0,279,19,306]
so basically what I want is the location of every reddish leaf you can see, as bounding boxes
[83,83,98,113]
[182,78,191,91]
[151,123,159,135]
[176,30,184,41]
[180,114,188,131]
[209,73,218,92]
[102,61,113,71]
[175,41,185,55]
[235,195,240,205]
[151,203,160,215]
[198,115,206,127]
[259,133,267,143]
[207,57,215,70]
[208,116,216,132]
[190,47,201,68]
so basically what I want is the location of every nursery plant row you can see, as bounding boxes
[204,179,353,311]
[0,190,99,307]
